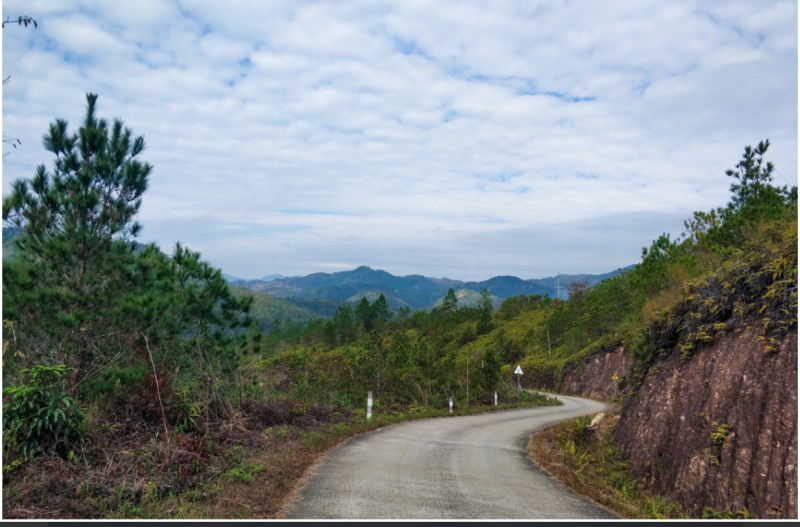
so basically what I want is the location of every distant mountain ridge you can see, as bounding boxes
[231,265,634,312]
[222,273,288,283]
[3,225,630,315]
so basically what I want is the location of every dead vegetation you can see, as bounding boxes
[2,399,356,519]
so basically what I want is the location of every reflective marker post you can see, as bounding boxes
[449,396,453,413]
[367,391,373,420]
[494,391,498,406]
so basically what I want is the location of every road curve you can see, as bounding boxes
[283,394,617,519]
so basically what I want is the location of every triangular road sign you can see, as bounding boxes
[514,365,523,375]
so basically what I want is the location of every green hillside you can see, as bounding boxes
[430,288,503,310]
[235,265,627,311]
[230,285,325,328]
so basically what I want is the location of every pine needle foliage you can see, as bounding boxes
[2,94,253,437]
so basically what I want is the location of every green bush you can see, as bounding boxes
[3,364,86,458]
[81,361,147,401]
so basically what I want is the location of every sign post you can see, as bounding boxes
[611,373,619,399]
[514,365,523,402]
[367,391,373,420]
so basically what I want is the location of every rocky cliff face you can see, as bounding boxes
[614,328,797,518]
[561,345,631,398]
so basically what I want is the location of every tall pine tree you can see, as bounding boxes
[2,94,252,399]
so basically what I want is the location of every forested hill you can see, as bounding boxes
[232,265,630,311]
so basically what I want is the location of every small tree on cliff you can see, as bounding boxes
[685,140,797,251]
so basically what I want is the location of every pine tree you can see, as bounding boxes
[441,288,458,312]
[326,305,358,346]
[371,294,393,327]
[687,140,797,251]
[476,288,494,335]
[355,296,374,331]
[4,93,150,289]
[480,348,500,394]
[2,94,252,397]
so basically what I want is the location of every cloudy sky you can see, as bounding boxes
[2,1,797,281]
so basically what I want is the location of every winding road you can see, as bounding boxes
[284,394,617,519]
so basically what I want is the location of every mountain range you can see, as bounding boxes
[230,265,633,312]
[2,226,633,317]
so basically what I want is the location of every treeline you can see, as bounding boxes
[255,140,796,409]
[255,288,508,408]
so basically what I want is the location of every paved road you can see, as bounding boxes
[284,394,617,519]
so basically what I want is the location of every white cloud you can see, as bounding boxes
[2,0,796,280]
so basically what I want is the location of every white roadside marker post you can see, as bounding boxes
[494,391,497,406]
[449,396,453,413]
[367,391,373,420]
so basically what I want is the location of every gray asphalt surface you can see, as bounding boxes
[284,394,617,519]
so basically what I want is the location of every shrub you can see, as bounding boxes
[2,364,86,458]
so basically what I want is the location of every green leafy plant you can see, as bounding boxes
[2,364,86,458]
[709,421,732,465]
[710,422,732,444]
[222,463,264,484]
[332,390,352,409]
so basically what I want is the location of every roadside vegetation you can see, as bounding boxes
[529,411,756,520]
[528,408,686,519]
[2,94,795,518]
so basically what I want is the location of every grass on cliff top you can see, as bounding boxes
[527,409,754,520]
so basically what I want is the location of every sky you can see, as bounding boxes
[2,1,797,281]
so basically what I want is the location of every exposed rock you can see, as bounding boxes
[589,413,605,428]
[614,328,797,518]
[562,346,631,398]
